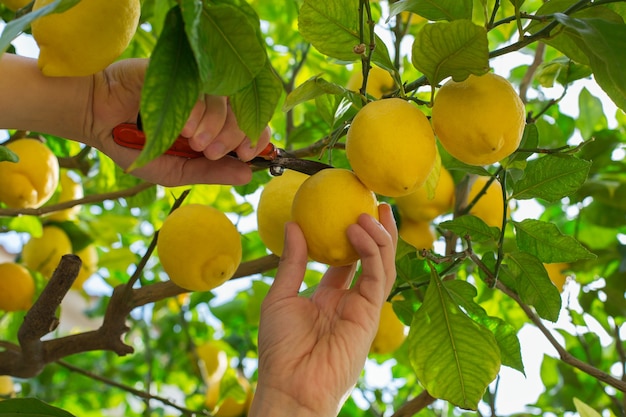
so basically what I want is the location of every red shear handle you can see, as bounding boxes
[112,123,277,160]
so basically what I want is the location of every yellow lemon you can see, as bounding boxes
[395,166,455,222]
[346,98,437,197]
[0,139,59,209]
[205,373,252,417]
[399,219,436,251]
[431,72,525,166]
[197,341,228,383]
[370,301,407,355]
[257,170,309,256]
[0,375,14,399]
[0,263,36,312]
[22,225,73,278]
[157,204,242,292]
[346,66,395,99]
[465,176,507,229]
[544,263,570,292]
[0,0,29,11]
[47,170,84,222]
[31,0,141,76]
[292,169,379,266]
[73,244,98,290]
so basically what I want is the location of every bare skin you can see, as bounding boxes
[0,54,271,186]
[251,204,398,417]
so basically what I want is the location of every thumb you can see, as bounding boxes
[266,222,308,302]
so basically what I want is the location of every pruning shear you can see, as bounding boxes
[112,119,331,176]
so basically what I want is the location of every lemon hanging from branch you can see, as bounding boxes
[31,0,141,76]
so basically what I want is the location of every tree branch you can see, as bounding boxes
[0,182,155,217]
[496,282,626,393]
[56,360,211,416]
[0,254,280,378]
[390,390,436,417]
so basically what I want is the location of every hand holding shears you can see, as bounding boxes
[112,121,331,176]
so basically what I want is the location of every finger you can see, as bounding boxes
[125,152,253,186]
[181,97,206,140]
[348,206,397,305]
[203,104,246,160]
[186,95,228,152]
[377,203,398,296]
[265,222,309,302]
[234,126,272,162]
[317,263,357,291]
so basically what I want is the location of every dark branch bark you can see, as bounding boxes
[0,254,280,378]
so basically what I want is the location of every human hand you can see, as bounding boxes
[87,58,271,186]
[250,203,398,417]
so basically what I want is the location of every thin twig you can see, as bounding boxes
[0,182,155,217]
[496,282,626,393]
[56,360,211,416]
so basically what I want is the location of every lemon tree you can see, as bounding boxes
[398,219,436,251]
[21,225,72,279]
[346,97,437,197]
[46,170,83,222]
[292,168,379,266]
[431,73,526,166]
[0,139,59,209]
[395,166,455,222]
[1,0,625,416]
[72,244,97,290]
[31,0,141,76]
[464,175,508,229]
[370,301,407,355]
[0,263,35,312]
[157,204,242,292]
[543,263,570,293]
[346,66,395,99]
[256,170,309,256]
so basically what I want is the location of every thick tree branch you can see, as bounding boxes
[0,254,280,378]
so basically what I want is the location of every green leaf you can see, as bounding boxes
[0,0,80,54]
[132,5,200,170]
[230,62,284,143]
[298,0,395,71]
[554,14,626,111]
[389,0,473,22]
[576,87,609,138]
[0,145,18,163]
[574,398,602,417]
[514,219,596,263]
[180,2,267,95]
[502,251,562,322]
[411,19,489,86]
[408,270,501,410]
[439,215,500,243]
[129,7,199,170]
[282,75,346,112]
[443,280,524,373]
[0,397,76,416]
[535,57,592,88]
[510,154,590,202]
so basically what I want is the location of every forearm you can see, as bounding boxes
[249,386,341,417]
[0,53,93,144]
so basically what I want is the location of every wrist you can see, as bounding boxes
[248,386,340,417]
